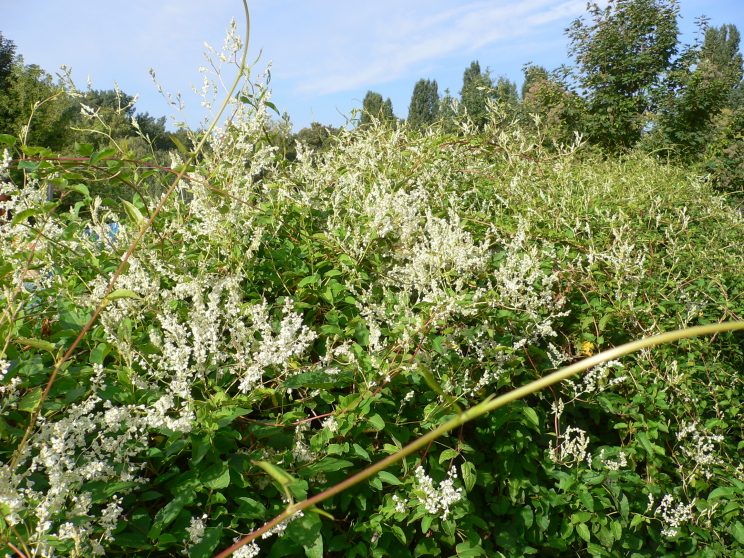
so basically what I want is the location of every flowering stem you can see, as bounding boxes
[213,321,744,558]
[9,0,252,470]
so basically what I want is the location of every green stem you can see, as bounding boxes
[213,321,744,558]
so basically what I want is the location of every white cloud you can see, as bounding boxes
[286,0,587,94]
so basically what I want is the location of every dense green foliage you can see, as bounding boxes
[2,57,744,556]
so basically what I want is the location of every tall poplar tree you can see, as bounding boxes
[459,61,493,129]
[407,79,439,130]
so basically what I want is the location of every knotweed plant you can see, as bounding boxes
[1,21,744,558]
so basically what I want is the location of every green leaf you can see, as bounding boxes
[75,142,94,156]
[367,414,385,431]
[200,461,230,489]
[285,370,353,389]
[253,460,296,501]
[148,492,193,539]
[439,448,460,464]
[352,443,370,461]
[576,523,591,543]
[89,343,111,365]
[188,526,223,558]
[732,521,744,545]
[90,147,117,164]
[0,133,17,146]
[18,388,43,413]
[521,406,540,429]
[104,289,141,303]
[60,183,90,197]
[376,471,402,485]
[304,458,354,475]
[11,207,45,226]
[298,274,320,288]
[461,461,476,492]
[285,511,321,547]
[170,135,190,155]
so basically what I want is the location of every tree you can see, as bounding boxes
[407,78,439,130]
[521,65,549,100]
[567,0,680,150]
[459,61,493,128]
[293,122,339,155]
[437,88,459,133]
[521,66,587,146]
[653,23,744,160]
[0,31,16,89]
[360,91,395,127]
[0,56,76,149]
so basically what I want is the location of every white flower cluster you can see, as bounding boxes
[413,466,464,521]
[187,514,208,545]
[655,494,696,537]
[599,448,628,471]
[549,425,591,468]
[568,359,626,398]
[233,541,261,558]
[677,422,723,480]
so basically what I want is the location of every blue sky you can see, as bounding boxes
[4,1,743,131]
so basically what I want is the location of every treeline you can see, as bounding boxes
[319,0,742,194]
[0,31,191,159]
[2,0,743,194]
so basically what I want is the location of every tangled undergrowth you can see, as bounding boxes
[1,29,744,558]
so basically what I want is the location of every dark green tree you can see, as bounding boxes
[653,23,744,160]
[360,91,395,127]
[0,56,76,149]
[521,65,549,99]
[567,0,680,150]
[134,112,170,151]
[0,31,16,89]
[294,122,339,154]
[521,66,587,146]
[459,61,493,128]
[407,78,439,130]
[437,88,459,133]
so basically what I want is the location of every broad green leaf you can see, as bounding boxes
[60,183,90,197]
[104,289,141,302]
[576,523,591,543]
[461,461,476,492]
[11,207,45,226]
[439,448,460,464]
[18,388,43,413]
[521,406,540,429]
[367,414,385,431]
[376,471,402,485]
[90,147,117,164]
[89,343,111,365]
[188,526,223,558]
[148,492,193,539]
[201,461,230,489]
